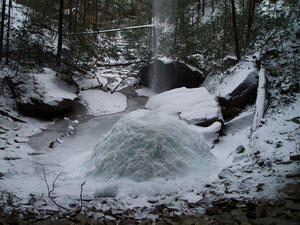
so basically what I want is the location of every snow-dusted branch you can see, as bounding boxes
[251,67,267,134]
[72,24,154,35]
[0,108,27,123]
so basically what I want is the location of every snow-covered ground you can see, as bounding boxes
[80,90,127,116]
[1,73,299,218]
[0,0,299,220]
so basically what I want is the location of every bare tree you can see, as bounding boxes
[0,0,6,58]
[5,0,12,64]
[230,0,241,61]
[57,0,64,66]
[246,0,256,43]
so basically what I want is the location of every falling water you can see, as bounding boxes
[151,0,175,57]
[150,0,176,92]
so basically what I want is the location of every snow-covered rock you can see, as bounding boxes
[8,68,78,117]
[88,110,216,181]
[146,87,223,127]
[80,89,127,116]
[217,61,259,118]
[139,57,204,93]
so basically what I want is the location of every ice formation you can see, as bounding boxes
[88,110,217,181]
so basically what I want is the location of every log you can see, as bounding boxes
[251,67,267,133]
[96,60,142,67]
[72,24,154,35]
[0,108,27,123]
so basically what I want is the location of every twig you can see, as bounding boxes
[42,167,69,211]
[80,181,86,211]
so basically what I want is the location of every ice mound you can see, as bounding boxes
[87,110,216,181]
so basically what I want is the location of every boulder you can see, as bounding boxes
[146,87,223,127]
[8,68,78,118]
[217,61,259,119]
[139,57,204,93]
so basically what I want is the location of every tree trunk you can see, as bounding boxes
[246,0,256,43]
[74,0,79,31]
[82,0,87,29]
[230,0,241,61]
[68,0,73,32]
[0,0,6,58]
[57,0,64,66]
[5,0,11,64]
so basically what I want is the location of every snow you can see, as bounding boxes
[190,121,223,147]
[251,67,267,132]
[146,87,222,125]
[135,87,156,98]
[33,68,77,104]
[88,110,217,181]
[80,90,127,116]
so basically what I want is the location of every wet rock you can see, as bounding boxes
[256,183,265,192]
[48,141,57,149]
[235,145,245,154]
[218,168,235,179]
[139,58,204,93]
[257,159,266,167]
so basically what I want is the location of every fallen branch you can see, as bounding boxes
[110,77,126,94]
[251,67,267,135]
[96,60,142,67]
[0,108,27,123]
[71,24,154,35]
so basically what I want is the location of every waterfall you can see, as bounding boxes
[151,0,175,57]
[150,0,176,92]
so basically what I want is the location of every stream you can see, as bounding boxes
[2,96,224,211]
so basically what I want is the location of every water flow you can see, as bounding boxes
[150,0,175,92]
[151,0,175,57]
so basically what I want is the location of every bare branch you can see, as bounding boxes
[80,181,86,211]
[42,167,69,211]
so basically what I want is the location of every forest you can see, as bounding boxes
[0,0,299,224]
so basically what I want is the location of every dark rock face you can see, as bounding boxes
[16,99,75,118]
[7,71,77,118]
[219,72,258,109]
[219,69,258,119]
[139,58,204,93]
